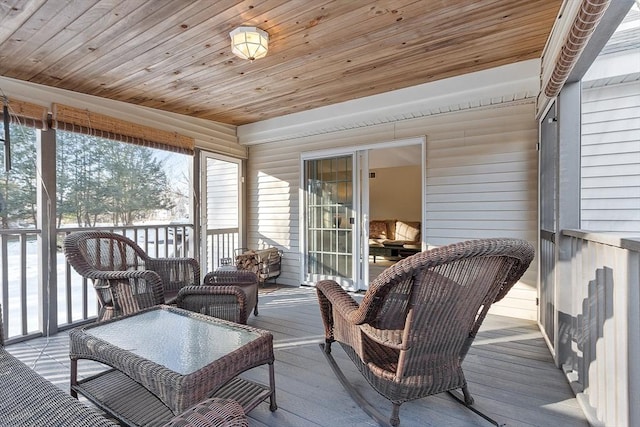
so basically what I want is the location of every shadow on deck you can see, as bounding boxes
[6,286,587,427]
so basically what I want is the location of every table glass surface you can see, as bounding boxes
[84,309,259,375]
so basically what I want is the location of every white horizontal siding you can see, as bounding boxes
[205,160,238,229]
[581,81,640,234]
[247,102,539,320]
[424,122,537,244]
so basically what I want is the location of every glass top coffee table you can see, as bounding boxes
[69,305,276,426]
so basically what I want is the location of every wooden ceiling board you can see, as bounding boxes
[162,0,557,121]
[0,0,562,125]
[2,1,130,79]
[36,0,202,85]
[94,0,298,97]
[96,0,287,81]
[97,1,405,104]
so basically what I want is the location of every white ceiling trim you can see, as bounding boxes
[237,59,541,145]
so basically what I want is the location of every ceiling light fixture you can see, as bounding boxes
[230,26,269,61]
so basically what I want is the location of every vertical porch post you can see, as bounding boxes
[37,127,57,336]
[555,81,581,366]
[192,148,201,265]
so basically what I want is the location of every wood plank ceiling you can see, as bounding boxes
[0,0,562,126]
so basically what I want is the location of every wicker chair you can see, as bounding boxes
[64,231,200,321]
[316,238,534,426]
[176,270,259,324]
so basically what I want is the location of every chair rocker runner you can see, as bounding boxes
[316,238,534,426]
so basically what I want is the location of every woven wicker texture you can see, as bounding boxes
[0,304,249,426]
[0,303,117,426]
[0,352,120,426]
[0,302,3,348]
[176,270,259,324]
[164,398,249,427]
[63,231,200,320]
[316,238,534,426]
[70,305,275,416]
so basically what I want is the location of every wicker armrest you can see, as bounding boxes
[202,270,260,322]
[316,280,362,323]
[88,269,162,283]
[90,270,165,321]
[163,397,248,427]
[176,285,250,324]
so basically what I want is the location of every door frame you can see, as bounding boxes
[299,136,426,290]
[300,151,360,290]
[199,151,244,273]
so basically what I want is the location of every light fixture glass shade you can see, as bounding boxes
[230,26,269,60]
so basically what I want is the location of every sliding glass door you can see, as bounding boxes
[303,155,358,290]
[301,138,424,291]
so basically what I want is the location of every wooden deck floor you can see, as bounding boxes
[6,286,588,427]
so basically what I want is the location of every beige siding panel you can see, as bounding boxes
[247,102,538,319]
[195,129,246,159]
[581,81,640,233]
[206,160,239,229]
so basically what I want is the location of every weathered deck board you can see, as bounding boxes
[6,286,588,427]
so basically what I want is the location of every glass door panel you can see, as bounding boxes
[304,155,355,289]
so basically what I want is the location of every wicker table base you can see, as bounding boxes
[73,369,272,427]
[70,305,277,427]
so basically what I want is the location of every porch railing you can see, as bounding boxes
[0,228,41,342]
[1,224,195,344]
[205,228,240,272]
[556,230,640,427]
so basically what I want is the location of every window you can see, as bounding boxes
[55,130,190,228]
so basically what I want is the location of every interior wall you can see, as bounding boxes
[369,165,421,221]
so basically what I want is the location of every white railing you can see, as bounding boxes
[0,229,41,341]
[560,230,640,427]
[1,224,195,344]
[205,228,240,272]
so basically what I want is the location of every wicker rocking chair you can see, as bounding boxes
[64,231,200,321]
[316,238,534,426]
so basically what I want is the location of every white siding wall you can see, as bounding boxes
[581,81,640,234]
[247,102,539,320]
[206,158,239,229]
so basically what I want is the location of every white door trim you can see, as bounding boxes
[299,136,426,289]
